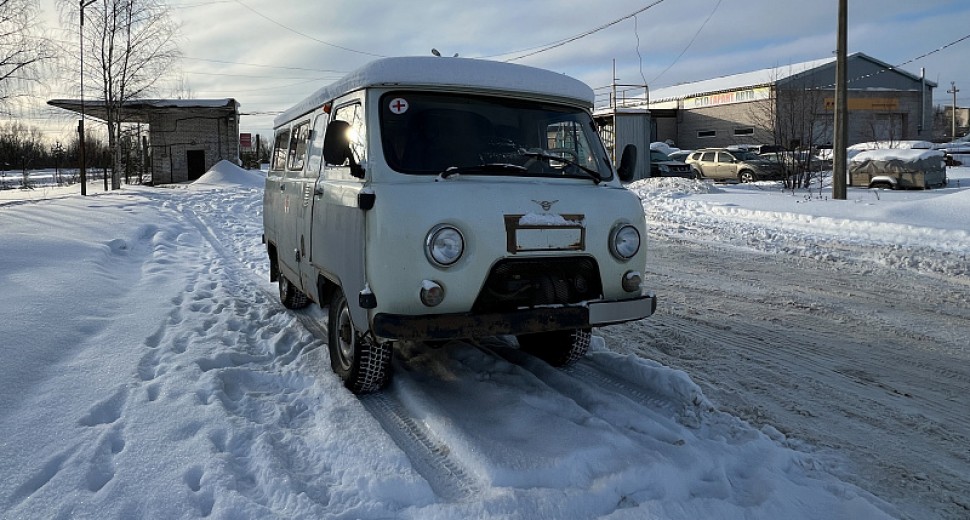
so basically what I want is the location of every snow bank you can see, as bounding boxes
[190,160,264,189]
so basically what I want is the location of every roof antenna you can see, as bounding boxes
[431,48,458,57]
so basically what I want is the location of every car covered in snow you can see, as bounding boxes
[263,57,657,393]
[848,148,947,189]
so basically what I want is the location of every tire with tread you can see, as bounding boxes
[328,289,392,393]
[517,328,591,367]
[278,273,310,309]
[738,170,757,183]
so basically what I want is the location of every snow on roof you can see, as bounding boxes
[850,148,944,163]
[645,52,932,106]
[275,57,594,127]
[848,140,935,151]
[648,56,836,104]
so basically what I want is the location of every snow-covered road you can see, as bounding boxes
[2,166,967,518]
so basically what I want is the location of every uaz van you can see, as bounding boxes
[263,57,656,393]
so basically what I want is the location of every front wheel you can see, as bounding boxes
[517,328,591,367]
[738,170,757,183]
[328,289,392,393]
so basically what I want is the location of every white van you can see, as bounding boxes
[263,57,656,393]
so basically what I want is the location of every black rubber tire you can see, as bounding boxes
[278,274,310,309]
[738,170,757,183]
[517,328,591,367]
[692,168,703,179]
[328,289,392,394]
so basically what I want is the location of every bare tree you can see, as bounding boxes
[0,0,55,113]
[59,0,179,189]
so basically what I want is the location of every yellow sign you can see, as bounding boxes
[824,98,900,111]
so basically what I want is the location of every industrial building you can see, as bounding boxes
[600,52,936,156]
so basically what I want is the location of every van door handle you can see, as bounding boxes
[314,186,324,196]
[279,184,285,191]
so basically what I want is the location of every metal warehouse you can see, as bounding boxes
[612,52,936,152]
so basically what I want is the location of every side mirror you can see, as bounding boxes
[617,144,637,182]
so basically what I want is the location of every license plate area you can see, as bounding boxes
[504,214,585,253]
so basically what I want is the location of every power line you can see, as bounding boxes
[649,0,722,85]
[505,0,667,62]
[231,0,385,58]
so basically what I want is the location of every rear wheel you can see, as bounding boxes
[328,289,392,393]
[276,265,309,309]
[517,328,591,367]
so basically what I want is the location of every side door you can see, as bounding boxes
[285,119,314,291]
[715,151,737,179]
[309,95,369,329]
[264,127,290,263]
[276,120,311,284]
[698,151,717,178]
[298,111,329,297]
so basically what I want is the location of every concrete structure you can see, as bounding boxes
[624,53,936,151]
[48,98,240,183]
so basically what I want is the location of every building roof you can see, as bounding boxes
[275,56,594,127]
[47,98,238,123]
[647,52,935,106]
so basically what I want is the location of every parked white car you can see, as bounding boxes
[263,57,657,393]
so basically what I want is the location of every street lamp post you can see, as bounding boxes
[78,0,97,196]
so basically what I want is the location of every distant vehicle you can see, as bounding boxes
[667,150,693,163]
[649,149,694,178]
[685,148,786,182]
[726,144,786,155]
[848,148,947,189]
[759,151,828,175]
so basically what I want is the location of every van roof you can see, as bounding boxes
[274,56,595,127]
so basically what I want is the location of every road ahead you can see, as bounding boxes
[601,238,970,520]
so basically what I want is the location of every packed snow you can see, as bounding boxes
[2,162,968,518]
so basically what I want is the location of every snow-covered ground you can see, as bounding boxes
[1,162,967,519]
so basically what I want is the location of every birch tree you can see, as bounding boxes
[60,0,179,189]
[0,0,55,113]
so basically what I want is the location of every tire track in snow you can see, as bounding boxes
[359,392,482,502]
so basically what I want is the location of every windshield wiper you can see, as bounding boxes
[518,149,603,184]
[438,163,528,179]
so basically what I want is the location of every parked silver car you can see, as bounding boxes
[685,148,786,182]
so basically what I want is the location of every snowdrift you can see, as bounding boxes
[190,160,264,189]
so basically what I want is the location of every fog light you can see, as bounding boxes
[622,271,642,292]
[420,280,445,307]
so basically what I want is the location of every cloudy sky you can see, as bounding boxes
[26,0,970,142]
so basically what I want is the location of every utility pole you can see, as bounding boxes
[78,0,97,196]
[832,0,848,200]
[948,82,960,139]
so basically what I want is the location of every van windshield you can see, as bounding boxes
[379,91,612,181]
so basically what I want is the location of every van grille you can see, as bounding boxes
[472,257,603,313]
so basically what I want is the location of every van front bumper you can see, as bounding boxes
[371,292,656,341]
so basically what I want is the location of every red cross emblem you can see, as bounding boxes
[389,97,409,115]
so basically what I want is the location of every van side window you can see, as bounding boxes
[330,103,366,169]
[287,120,311,171]
[305,113,328,176]
[271,129,290,171]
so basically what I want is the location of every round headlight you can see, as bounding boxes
[610,224,641,260]
[426,225,464,267]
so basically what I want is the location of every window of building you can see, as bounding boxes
[697,130,716,138]
[734,127,754,136]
